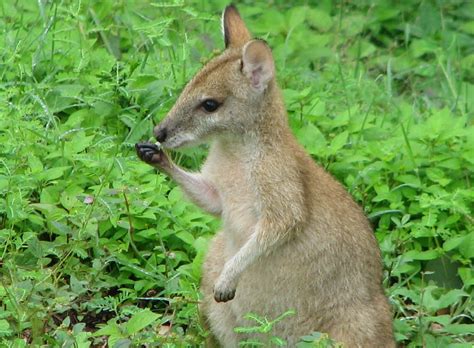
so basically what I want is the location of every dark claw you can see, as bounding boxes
[214,288,236,303]
[135,142,160,164]
[136,142,171,171]
[136,143,160,151]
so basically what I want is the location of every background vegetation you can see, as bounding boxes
[0,0,473,346]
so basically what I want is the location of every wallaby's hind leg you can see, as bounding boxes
[200,232,239,347]
[199,310,221,348]
[327,296,395,348]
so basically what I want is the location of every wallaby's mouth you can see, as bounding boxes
[154,123,200,149]
[160,132,198,150]
[154,124,167,143]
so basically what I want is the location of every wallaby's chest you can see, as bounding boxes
[202,144,259,248]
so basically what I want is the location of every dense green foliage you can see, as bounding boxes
[1,0,473,346]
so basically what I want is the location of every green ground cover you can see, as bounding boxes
[0,0,473,346]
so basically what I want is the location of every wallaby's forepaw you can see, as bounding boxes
[135,142,171,170]
[213,278,237,303]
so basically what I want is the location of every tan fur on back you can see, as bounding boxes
[146,5,395,347]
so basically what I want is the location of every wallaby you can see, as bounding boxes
[136,4,394,347]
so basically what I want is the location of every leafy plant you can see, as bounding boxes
[93,309,160,347]
[234,310,296,347]
[297,332,344,348]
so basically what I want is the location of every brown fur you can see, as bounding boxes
[136,4,395,347]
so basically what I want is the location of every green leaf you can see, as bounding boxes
[113,339,132,348]
[411,39,437,58]
[94,321,122,337]
[458,232,474,259]
[27,236,43,258]
[306,8,333,32]
[374,6,399,21]
[125,310,160,335]
[458,267,474,287]
[443,236,465,252]
[55,84,85,98]
[459,21,474,35]
[329,131,348,153]
[270,336,287,346]
[437,289,468,309]
[442,324,474,335]
[287,6,307,29]
[63,131,95,156]
[295,122,327,155]
[28,155,44,173]
[34,166,71,182]
[392,319,411,341]
[175,230,195,245]
[0,319,12,336]
[403,249,440,261]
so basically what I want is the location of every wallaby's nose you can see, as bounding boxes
[154,126,167,143]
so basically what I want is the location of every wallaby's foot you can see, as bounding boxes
[135,142,171,170]
[213,276,237,303]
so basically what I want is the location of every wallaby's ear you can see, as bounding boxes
[242,40,275,93]
[222,4,251,48]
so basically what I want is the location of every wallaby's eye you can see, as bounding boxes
[201,99,221,113]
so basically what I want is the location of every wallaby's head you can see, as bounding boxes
[154,4,276,148]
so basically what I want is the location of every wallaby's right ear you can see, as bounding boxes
[242,40,275,93]
[222,4,251,48]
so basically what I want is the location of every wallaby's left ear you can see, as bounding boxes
[222,4,251,48]
[242,40,275,93]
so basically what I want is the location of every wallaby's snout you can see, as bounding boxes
[154,124,167,143]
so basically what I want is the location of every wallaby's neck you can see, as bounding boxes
[257,83,289,134]
[212,83,291,156]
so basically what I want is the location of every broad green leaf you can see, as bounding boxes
[403,249,440,261]
[63,131,95,156]
[442,324,474,335]
[306,8,332,32]
[113,339,132,348]
[176,231,195,245]
[287,6,307,29]
[411,39,437,58]
[458,232,474,259]
[443,236,465,252]
[94,321,122,337]
[34,166,71,182]
[125,310,160,335]
[0,319,12,336]
[458,268,474,287]
[460,21,474,34]
[27,155,44,173]
[329,131,348,153]
[437,289,468,309]
[295,122,327,155]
